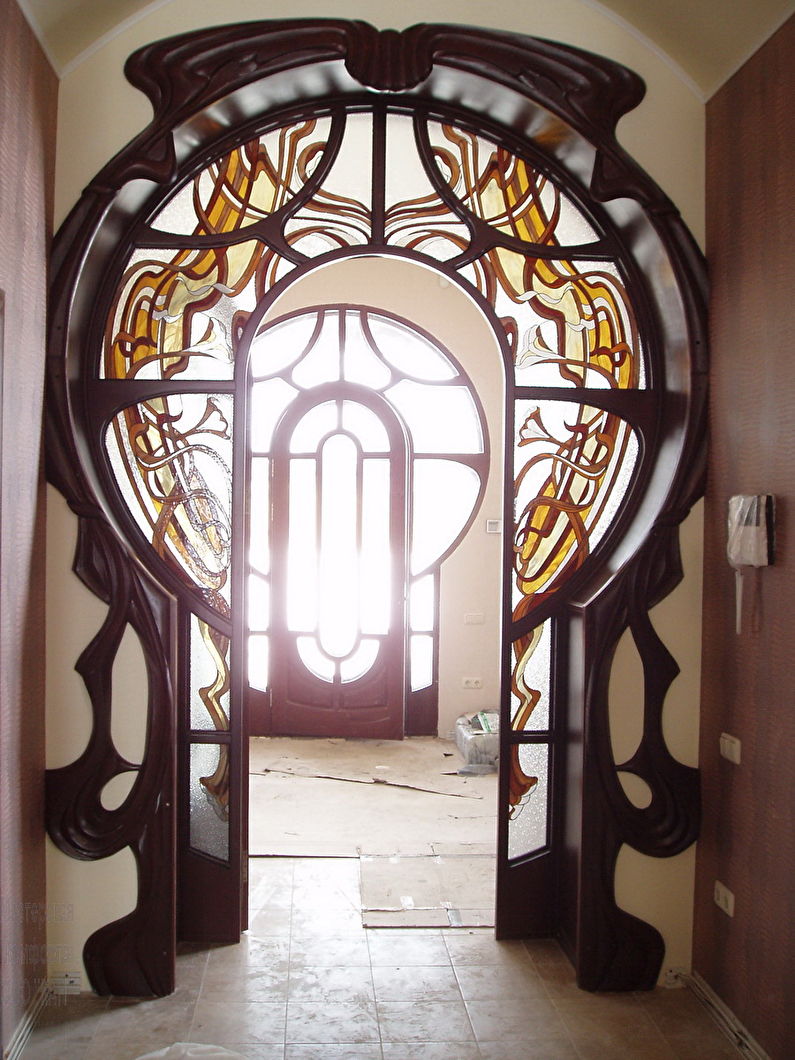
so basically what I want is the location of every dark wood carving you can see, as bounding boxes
[46,19,706,997]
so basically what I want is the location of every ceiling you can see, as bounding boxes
[17,0,795,97]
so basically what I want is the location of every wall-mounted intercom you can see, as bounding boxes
[727,494,775,634]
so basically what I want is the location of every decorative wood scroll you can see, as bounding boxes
[46,19,707,996]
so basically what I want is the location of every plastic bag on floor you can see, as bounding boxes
[134,1046,246,1060]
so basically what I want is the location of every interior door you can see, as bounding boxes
[266,386,408,738]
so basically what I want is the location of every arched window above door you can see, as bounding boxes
[46,20,707,998]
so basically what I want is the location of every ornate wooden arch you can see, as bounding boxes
[46,20,707,996]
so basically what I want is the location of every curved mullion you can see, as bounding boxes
[513,385,658,437]
[411,111,620,268]
[133,110,349,261]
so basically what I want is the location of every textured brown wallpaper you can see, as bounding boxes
[0,0,57,1047]
[696,15,795,1060]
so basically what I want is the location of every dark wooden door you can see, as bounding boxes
[266,385,408,738]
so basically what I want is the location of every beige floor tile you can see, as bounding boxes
[454,960,547,1001]
[248,907,293,938]
[201,964,291,1003]
[444,931,535,967]
[285,1046,383,1059]
[287,965,375,1003]
[376,999,474,1042]
[381,1044,482,1059]
[285,1001,380,1044]
[466,996,566,1041]
[372,963,461,1002]
[289,935,371,968]
[366,932,450,967]
[189,1000,287,1045]
[208,936,291,973]
[477,1038,581,1059]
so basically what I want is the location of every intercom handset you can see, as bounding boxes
[726,494,775,634]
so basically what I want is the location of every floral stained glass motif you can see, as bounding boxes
[512,400,638,616]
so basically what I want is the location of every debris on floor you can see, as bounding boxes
[455,711,500,773]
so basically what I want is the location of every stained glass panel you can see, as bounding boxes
[151,117,333,235]
[511,622,552,732]
[428,121,599,247]
[283,112,373,254]
[106,394,233,612]
[102,242,265,380]
[189,615,230,731]
[512,400,638,612]
[507,743,549,860]
[384,114,471,259]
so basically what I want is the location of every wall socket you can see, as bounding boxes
[51,971,82,995]
[462,677,483,689]
[714,880,735,917]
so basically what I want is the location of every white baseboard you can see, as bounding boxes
[678,971,771,1059]
[2,980,52,1060]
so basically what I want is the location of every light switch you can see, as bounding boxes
[719,732,741,764]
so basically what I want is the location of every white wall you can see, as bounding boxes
[47,0,705,989]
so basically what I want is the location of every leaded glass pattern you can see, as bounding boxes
[507,743,549,859]
[512,399,638,612]
[106,394,233,612]
[189,615,231,731]
[511,622,552,732]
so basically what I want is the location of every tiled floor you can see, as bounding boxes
[24,857,742,1060]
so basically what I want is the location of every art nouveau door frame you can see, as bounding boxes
[45,20,707,997]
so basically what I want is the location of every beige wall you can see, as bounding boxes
[46,0,706,990]
[0,0,57,1046]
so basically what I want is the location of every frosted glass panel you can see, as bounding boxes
[410,634,433,691]
[248,573,270,632]
[250,378,297,452]
[387,380,482,453]
[409,575,435,632]
[369,316,457,381]
[190,742,229,861]
[250,314,320,379]
[340,639,380,682]
[248,633,269,692]
[412,461,481,573]
[342,401,389,451]
[296,636,335,681]
[318,434,359,658]
[360,459,391,634]
[287,459,318,632]
[290,401,337,452]
[343,318,393,388]
[249,457,270,574]
[507,743,549,860]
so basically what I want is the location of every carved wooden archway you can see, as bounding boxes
[46,21,707,996]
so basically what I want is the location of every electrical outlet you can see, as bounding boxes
[714,880,735,917]
[462,677,483,689]
[51,971,82,995]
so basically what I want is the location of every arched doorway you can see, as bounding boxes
[45,21,706,997]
